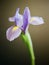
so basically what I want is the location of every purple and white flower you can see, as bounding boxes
[6,7,44,41]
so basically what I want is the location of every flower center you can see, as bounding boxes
[30,18,35,22]
[12,26,18,32]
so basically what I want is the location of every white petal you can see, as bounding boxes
[29,17,44,25]
[6,26,21,41]
[8,17,15,22]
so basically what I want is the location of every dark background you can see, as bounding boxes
[0,0,49,65]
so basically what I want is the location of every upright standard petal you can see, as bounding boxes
[8,8,23,27]
[15,8,22,19]
[6,26,21,41]
[15,8,23,27]
[22,7,30,32]
[8,8,20,22]
[29,17,44,25]
[23,7,31,21]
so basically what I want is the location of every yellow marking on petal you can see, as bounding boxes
[12,26,18,32]
[30,18,35,22]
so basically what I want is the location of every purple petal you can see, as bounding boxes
[15,15,23,27]
[22,7,31,32]
[29,17,44,25]
[8,8,23,27]
[6,25,21,41]
[15,8,23,27]
[8,8,20,22]
[15,8,20,15]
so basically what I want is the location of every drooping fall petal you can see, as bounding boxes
[29,17,44,25]
[8,17,15,22]
[6,25,21,41]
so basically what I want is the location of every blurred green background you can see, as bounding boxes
[0,0,49,65]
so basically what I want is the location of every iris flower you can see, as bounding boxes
[6,7,44,65]
[6,7,44,41]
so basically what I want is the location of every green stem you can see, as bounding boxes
[21,31,35,65]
